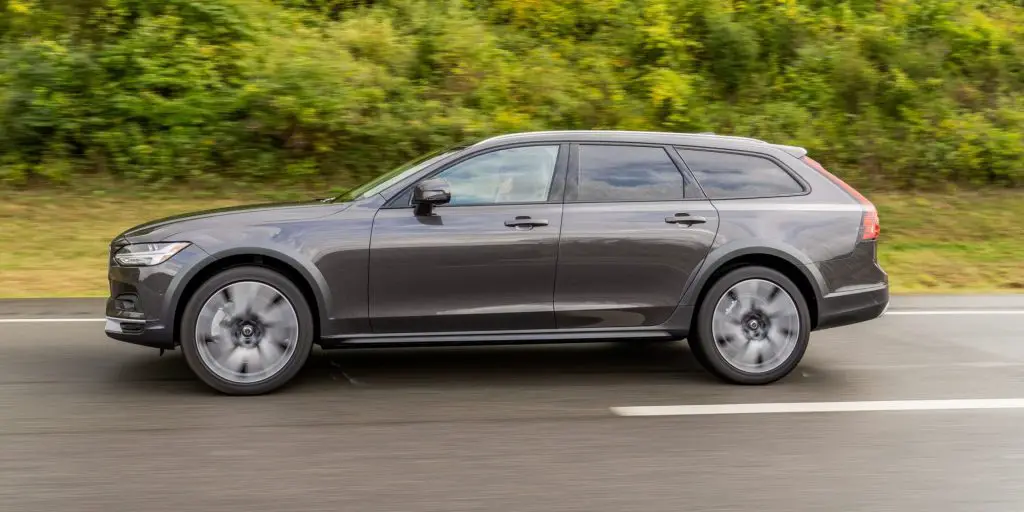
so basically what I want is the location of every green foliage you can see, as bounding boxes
[1,0,1023,187]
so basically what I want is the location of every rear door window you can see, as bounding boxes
[575,145,685,202]
[676,149,805,199]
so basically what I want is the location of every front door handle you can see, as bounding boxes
[505,216,549,228]
[665,213,707,225]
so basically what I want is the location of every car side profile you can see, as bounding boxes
[105,131,889,395]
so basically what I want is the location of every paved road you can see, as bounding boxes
[2,296,1024,511]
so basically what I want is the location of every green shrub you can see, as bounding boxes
[1,0,1022,188]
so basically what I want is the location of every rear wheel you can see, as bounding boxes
[688,266,810,385]
[180,266,314,395]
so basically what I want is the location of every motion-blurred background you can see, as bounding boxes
[1,0,1021,295]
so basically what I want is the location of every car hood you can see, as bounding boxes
[114,199,352,244]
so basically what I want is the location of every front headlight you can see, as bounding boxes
[113,242,191,267]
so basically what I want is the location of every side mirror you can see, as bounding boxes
[412,178,451,216]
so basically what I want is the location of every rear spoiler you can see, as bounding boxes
[773,144,808,159]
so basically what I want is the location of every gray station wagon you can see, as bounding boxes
[105,131,889,395]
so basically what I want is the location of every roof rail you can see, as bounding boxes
[481,129,763,140]
[686,132,767,144]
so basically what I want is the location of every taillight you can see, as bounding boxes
[861,209,880,240]
[802,156,879,240]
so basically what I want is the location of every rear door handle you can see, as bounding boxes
[505,216,549,228]
[665,213,707,225]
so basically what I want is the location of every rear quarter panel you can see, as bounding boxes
[677,149,868,305]
[710,196,864,264]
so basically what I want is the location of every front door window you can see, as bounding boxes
[434,145,560,206]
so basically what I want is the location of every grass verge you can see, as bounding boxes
[1,187,1021,298]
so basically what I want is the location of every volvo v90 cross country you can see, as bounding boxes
[105,131,889,395]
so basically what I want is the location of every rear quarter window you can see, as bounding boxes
[675,149,805,199]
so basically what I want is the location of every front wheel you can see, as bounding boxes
[180,266,315,395]
[688,266,811,385]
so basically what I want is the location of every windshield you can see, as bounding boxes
[335,146,465,202]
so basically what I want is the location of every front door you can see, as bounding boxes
[369,144,566,333]
[554,143,719,329]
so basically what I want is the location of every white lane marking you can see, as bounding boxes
[611,399,1024,417]
[884,310,1024,316]
[0,309,1022,324]
[0,318,106,323]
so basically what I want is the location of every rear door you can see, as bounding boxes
[554,143,719,329]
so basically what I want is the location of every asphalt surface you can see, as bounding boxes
[2,296,1024,511]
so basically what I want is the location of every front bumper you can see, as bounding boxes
[815,283,890,330]
[104,316,175,349]
[104,243,209,349]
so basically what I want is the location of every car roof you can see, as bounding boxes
[469,130,807,158]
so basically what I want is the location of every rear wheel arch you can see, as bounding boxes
[171,252,325,344]
[688,250,821,330]
[688,264,812,384]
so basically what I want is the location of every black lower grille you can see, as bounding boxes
[120,322,145,334]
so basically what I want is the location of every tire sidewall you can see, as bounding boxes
[180,266,315,395]
[694,266,811,385]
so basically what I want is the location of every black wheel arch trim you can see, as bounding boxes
[678,241,825,309]
[162,246,331,344]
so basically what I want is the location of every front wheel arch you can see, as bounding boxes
[171,253,323,345]
[179,265,316,395]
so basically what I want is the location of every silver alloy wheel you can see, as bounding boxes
[711,278,800,374]
[194,281,299,384]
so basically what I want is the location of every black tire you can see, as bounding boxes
[687,266,811,385]
[180,266,315,395]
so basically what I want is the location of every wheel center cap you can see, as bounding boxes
[748,320,760,330]
[241,325,255,337]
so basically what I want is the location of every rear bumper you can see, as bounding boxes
[815,283,889,331]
